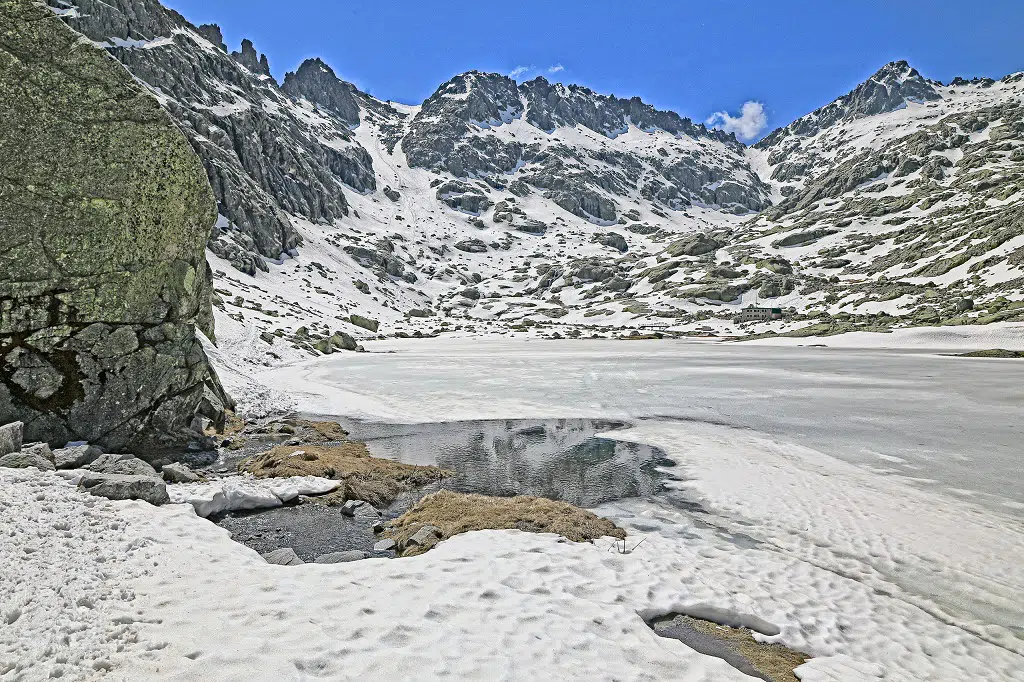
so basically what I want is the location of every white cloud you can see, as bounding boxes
[547,64,565,74]
[509,65,533,78]
[705,101,768,141]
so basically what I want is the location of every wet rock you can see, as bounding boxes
[161,462,200,484]
[314,551,369,564]
[79,473,170,505]
[53,444,103,470]
[340,499,382,519]
[0,422,23,457]
[262,548,304,566]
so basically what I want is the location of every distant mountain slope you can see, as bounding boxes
[46,1,1024,363]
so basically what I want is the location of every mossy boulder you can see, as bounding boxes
[0,1,231,456]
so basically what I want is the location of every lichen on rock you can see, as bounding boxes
[0,0,232,457]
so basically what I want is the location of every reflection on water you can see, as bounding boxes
[335,418,676,507]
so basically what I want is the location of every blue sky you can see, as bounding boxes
[164,0,1024,141]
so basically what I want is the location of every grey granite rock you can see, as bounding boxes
[0,422,23,457]
[372,539,396,552]
[407,525,442,547]
[79,472,169,505]
[263,548,304,566]
[87,454,160,478]
[314,551,369,564]
[0,451,55,471]
[53,444,103,470]
[1,3,232,456]
[161,462,200,483]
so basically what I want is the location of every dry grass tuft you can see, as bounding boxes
[383,490,626,556]
[241,444,451,507]
[652,614,809,682]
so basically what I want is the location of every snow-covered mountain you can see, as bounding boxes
[49,0,1024,367]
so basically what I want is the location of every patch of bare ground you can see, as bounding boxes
[650,614,809,682]
[381,490,627,556]
[241,443,451,507]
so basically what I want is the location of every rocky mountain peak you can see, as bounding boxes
[757,60,942,148]
[281,57,361,126]
[429,71,524,122]
[195,23,226,51]
[518,76,726,145]
[231,38,272,79]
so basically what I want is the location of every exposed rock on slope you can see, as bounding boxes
[0,0,231,455]
[401,71,771,221]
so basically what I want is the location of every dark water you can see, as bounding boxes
[334,417,676,507]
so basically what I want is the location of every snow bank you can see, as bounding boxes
[741,321,1024,350]
[166,475,339,517]
[4,468,1021,680]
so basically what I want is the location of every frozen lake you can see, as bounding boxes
[256,337,1024,675]
[274,338,1024,514]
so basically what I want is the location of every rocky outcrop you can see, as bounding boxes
[49,0,380,272]
[0,1,232,455]
[282,58,361,126]
[401,72,770,221]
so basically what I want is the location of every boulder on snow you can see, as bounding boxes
[0,422,23,457]
[79,472,169,505]
[21,443,54,463]
[349,314,379,333]
[161,462,200,483]
[52,444,103,470]
[86,453,159,478]
[263,548,304,566]
[0,450,55,471]
[314,551,369,564]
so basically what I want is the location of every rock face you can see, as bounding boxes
[0,2,232,456]
[49,0,381,272]
[401,72,770,221]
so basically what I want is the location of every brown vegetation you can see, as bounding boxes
[383,490,627,556]
[650,614,809,682]
[241,443,450,507]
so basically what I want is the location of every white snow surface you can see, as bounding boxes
[166,475,340,517]
[4,338,1023,680]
